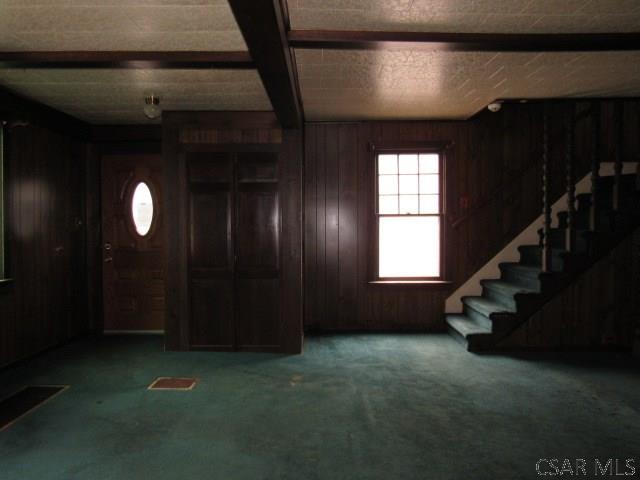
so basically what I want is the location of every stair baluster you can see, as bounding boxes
[613,100,623,216]
[565,107,576,252]
[542,105,552,272]
[590,102,601,232]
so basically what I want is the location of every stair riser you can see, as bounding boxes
[535,234,590,254]
[447,324,470,349]
[483,287,517,310]
[519,247,565,269]
[556,210,617,232]
[577,193,639,214]
[463,305,493,330]
[500,267,541,291]
[595,176,637,192]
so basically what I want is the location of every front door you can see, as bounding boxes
[101,154,164,332]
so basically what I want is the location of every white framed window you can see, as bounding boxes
[375,149,445,280]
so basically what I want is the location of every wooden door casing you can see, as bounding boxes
[102,154,164,331]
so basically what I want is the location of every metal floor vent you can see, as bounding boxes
[148,377,197,390]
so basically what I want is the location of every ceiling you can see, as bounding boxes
[296,50,640,120]
[0,0,639,124]
[0,0,245,51]
[0,0,268,124]
[0,68,271,124]
[289,0,640,120]
[288,0,640,33]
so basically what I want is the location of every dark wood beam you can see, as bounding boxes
[288,30,640,52]
[228,0,303,128]
[0,51,255,69]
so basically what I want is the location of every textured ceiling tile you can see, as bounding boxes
[296,48,640,121]
[0,68,272,124]
[289,0,640,32]
[0,0,246,51]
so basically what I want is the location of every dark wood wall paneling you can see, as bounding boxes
[304,99,640,332]
[0,124,90,367]
[163,112,303,353]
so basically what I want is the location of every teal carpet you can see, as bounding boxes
[1,334,639,479]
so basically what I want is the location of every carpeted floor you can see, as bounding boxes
[0,334,639,479]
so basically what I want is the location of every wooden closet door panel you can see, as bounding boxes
[190,279,234,349]
[187,153,234,349]
[236,278,279,348]
[235,153,281,349]
[235,186,279,273]
[189,187,231,273]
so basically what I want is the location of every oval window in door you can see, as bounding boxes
[131,182,154,236]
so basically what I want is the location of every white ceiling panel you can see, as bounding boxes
[289,0,640,33]
[0,0,246,51]
[296,49,640,120]
[0,69,272,124]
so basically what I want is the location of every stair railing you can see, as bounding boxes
[565,106,576,252]
[541,103,552,272]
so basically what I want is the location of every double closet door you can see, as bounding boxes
[187,151,280,351]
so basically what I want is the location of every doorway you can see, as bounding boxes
[101,154,164,332]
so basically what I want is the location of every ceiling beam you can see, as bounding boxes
[288,30,640,52]
[0,51,255,69]
[228,0,302,128]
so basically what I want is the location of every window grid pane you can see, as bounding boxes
[377,153,441,215]
[378,195,399,214]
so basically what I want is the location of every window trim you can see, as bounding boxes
[370,142,451,283]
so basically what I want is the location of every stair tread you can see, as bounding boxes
[481,279,537,295]
[446,315,491,337]
[463,296,515,315]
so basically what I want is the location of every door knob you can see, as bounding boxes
[104,243,112,251]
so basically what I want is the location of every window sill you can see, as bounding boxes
[368,280,453,289]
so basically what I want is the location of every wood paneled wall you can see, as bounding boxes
[304,100,640,332]
[0,124,90,367]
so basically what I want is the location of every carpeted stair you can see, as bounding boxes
[446,173,640,352]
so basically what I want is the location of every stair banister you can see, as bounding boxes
[565,105,576,252]
[541,104,552,272]
[590,102,601,232]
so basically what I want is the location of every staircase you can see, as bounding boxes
[446,102,640,352]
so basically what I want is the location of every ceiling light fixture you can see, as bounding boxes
[144,94,161,120]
